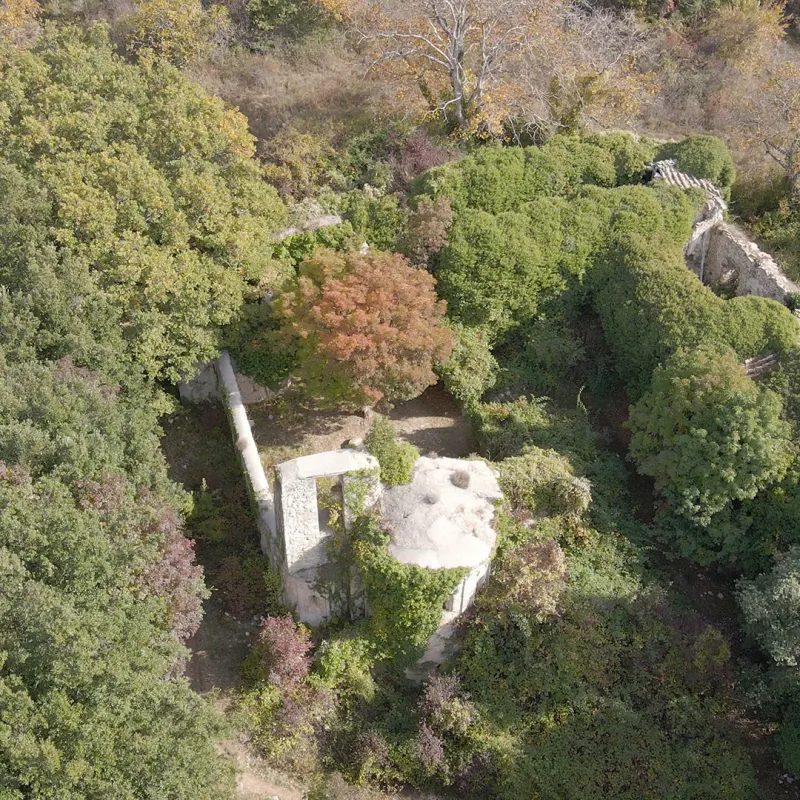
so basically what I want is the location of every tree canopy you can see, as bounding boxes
[0,23,287,383]
[277,249,452,407]
[628,347,793,527]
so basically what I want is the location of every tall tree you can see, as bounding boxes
[0,23,287,382]
[277,249,453,407]
[355,0,653,137]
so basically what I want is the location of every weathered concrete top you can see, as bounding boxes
[277,449,379,482]
[382,457,502,570]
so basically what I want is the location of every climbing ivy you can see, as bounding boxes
[351,515,467,668]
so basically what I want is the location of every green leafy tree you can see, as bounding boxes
[738,546,800,667]
[628,348,793,527]
[277,249,452,407]
[0,24,287,382]
[0,359,232,796]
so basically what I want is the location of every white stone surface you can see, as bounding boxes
[703,222,800,303]
[382,457,502,570]
[216,351,280,566]
[278,449,378,482]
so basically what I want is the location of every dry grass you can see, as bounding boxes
[187,34,405,143]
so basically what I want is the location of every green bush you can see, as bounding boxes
[592,229,800,399]
[225,302,297,390]
[340,190,409,252]
[411,136,628,217]
[628,347,793,528]
[472,396,597,464]
[435,322,497,410]
[738,546,800,667]
[365,417,419,487]
[432,208,558,336]
[457,554,754,799]
[584,132,659,185]
[246,0,332,36]
[273,222,358,267]
[658,135,737,190]
[497,447,591,518]
[351,515,466,667]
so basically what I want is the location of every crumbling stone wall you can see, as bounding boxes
[275,450,381,626]
[700,222,800,303]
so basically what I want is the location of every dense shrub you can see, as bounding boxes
[246,0,333,36]
[213,553,284,616]
[251,615,314,688]
[435,322,497,410]
[584,132,659,184]
[763,347,800,431]
[776,710,800,776]
[262,128,342,198]
[389,130,454,190]
[351,515,467,667]
[472,397,597,464]
[432,208,558,336]
[497,447,591,518]
[592,233,800,399]
[738,547,800,667]
[480,538,568,621]
[276,249,452,407]
[458,568,753,799]
[658,134,736,189]
[126,0,230,66]
[0,359,232,796]
[413,138,622,215]
[628,348,792,527]
[340,190,409,251]
[273,221,358,268]
[225,302,297,391]
[400,197,453,266]
[364,416,419,487]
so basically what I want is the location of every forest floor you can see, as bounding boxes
[161,386,468,799]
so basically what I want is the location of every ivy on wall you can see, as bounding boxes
[351,514,467,667]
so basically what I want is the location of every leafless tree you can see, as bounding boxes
[354,0,655,137]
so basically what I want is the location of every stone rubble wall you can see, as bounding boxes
[690,221,800,304]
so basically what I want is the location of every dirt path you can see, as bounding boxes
[248,383,473,476]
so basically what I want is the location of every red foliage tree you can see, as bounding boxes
[277,249,453,407]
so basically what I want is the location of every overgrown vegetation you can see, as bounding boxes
[364,416,419,487]
[7,0,800,795]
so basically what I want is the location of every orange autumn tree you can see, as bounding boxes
[277,249,453,408]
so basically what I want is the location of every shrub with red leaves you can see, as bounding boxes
[256,614,313,688]
[390,131,454,190]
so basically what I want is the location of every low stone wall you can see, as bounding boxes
[697,222,800,303]
[215,351,280,565]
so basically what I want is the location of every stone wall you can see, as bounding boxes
[215,351,281,565]
[689,221,800,303]
[275,450,381,626]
